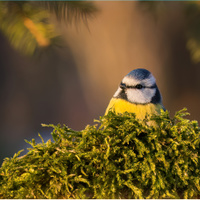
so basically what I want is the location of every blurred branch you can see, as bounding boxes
[39,1,98,22]
[0,1,97,56]
[23,17,50,47]
[139,1,200,63]
[185,2,200,63]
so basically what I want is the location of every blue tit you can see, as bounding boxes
[105,68,165,120]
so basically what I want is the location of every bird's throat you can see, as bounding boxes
[105,98,163,120]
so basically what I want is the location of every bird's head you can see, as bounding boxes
[113,68,163,105]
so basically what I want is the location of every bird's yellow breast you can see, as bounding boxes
[105,98,163,120]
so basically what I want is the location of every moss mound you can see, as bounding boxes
[0,108,200,198]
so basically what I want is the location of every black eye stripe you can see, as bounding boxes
[127,84,143,89]
[120,82,156,89]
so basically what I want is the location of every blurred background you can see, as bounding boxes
[1,1,200,163]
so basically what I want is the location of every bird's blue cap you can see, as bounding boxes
[126,68,151,80]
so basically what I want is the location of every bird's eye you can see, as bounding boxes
[135,84,143,89]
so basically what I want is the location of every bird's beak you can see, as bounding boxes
[120,83,126,90]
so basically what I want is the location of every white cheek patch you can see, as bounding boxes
[126,88,156,104]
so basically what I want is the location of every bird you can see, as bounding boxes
[105,68,165,120]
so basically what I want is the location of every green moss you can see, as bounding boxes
[0,108,200,198]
